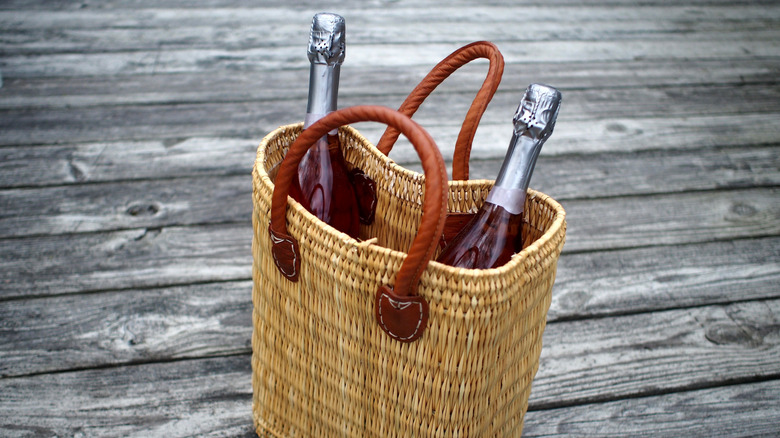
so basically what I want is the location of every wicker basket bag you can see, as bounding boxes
[251,104,566,436]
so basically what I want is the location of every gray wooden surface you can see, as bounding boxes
[1,1,779,437]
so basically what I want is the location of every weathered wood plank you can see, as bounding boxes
[1,299,779,436]
[1,181,776,296]
[0,188,776,298]
[6,6,776,32]
[524,380,780,437]
[1,150,779,238]
[1,238,777,377]
[0,137,256,187]
[530,299,780,408]
[0,355,257,438]
[502,145,780,200]
[481,112,779,158]
[3,38,778,79]
[2,84,779,148]
[9,110,780,159]
[5,182,770,255]
[0,281,253,378]
[8,82,780,126]
[5,27,777,57]
[2,58,778,110]
[2,6,777,54]
[0,100,274,147]
[0,175,253,237]
[1,356,778,438]
[561,187,780,253]
[551,237,780,320]
[3,0,774,10]
[0,224,252,299]
[1,138,778,197]
[373,84,780,141]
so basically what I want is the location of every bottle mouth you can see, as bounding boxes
[308,13,346,66]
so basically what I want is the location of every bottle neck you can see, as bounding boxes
[305,63,340,127]
[485,133,543,215]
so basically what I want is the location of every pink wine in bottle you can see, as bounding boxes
[437,83,562,269]
[290,13,360,238]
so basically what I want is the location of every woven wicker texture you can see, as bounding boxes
[252,123,566,437]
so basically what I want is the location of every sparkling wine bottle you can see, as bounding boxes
[437,84,562,269]
[290,13,360,238]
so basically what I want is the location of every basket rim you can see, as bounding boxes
[253,122,566,280]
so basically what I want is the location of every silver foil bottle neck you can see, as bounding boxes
[488,84,563,210]
[308,13,346,66]
[513,83,562,142]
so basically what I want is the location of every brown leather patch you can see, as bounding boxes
[268,225,300,282]
[349,168,378,225]
[439,212,476,249]
[375,285,428,342]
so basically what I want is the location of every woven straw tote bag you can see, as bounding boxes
[251,104,566,436]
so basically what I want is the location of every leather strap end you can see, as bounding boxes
[269,224,301,282]
[349,168,378,225]
[375,285,429,343]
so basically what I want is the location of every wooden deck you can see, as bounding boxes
[1,1,779,436]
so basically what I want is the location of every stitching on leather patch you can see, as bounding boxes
[377,292,424,341]
[269,226,298,280]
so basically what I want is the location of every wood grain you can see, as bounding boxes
[4,37,779,79]
[0,281,253,378]
[1,238,777,378]
[0,355,256,438]
[524,380,780,437]
[0,136,777,196]
[0,137,257,188]
[2,84,779,150]
[531,299,780,407]
[0,224,252,299]
[0,175,254,237]
[551,236,780,320]
[1,111,777,163]
[1,156,778,242]
[1,187,776,298]
[561,187,780,252]
[1,146,777,238]
[3,0,776,10]
[3,59,777,110]
[1,299,778,436]
[1,356,777,437]
[2,6,777,54]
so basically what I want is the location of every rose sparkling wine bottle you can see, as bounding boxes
[437,83,562,269]
[289,13,361,238]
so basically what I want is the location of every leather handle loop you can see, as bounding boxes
[270,105,448,298]
[376,41,504,180]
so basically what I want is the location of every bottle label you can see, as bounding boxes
[485,186,526,215]
[305,112,338,136]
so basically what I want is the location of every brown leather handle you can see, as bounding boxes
[270,106,448,342]
[270,106,448,297]
[376,41,504,180]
